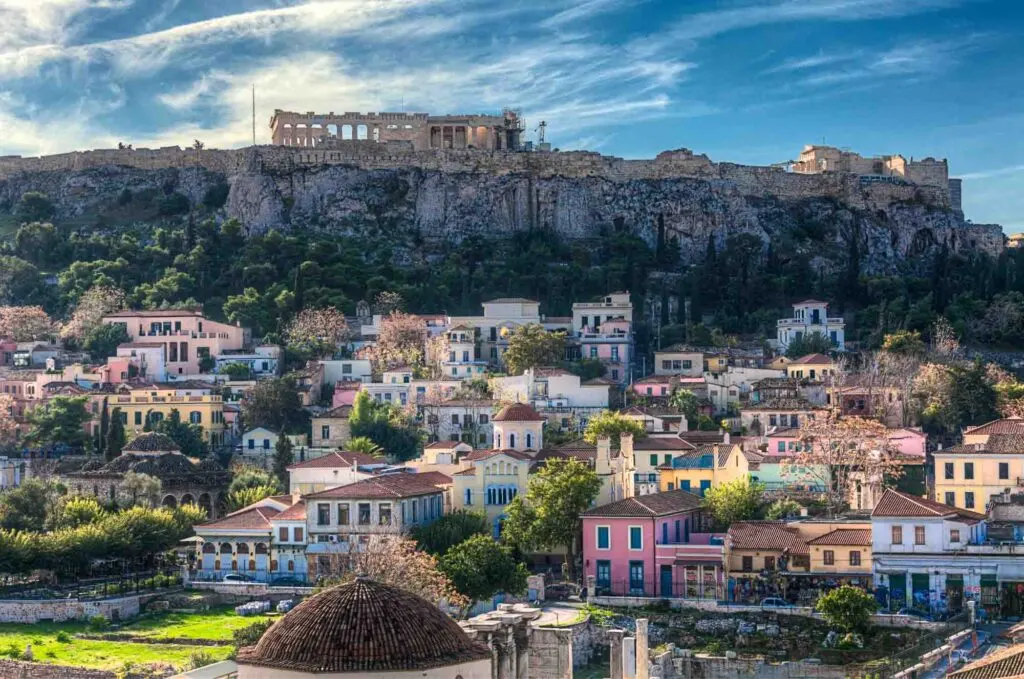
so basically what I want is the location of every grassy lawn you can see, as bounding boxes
[0,606,276,671]
[0,623,231,670]
[120,606,280,642]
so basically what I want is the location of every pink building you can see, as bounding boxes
[0,340,15,368]
[582,490,724,599]
[632,375,707,399]
[766,426,926,458]
[102,310,247,377]
[332,380,363,409]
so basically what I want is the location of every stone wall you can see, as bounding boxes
[529,627,574,679]
[0,595,140,624]
[0,660,114,679]
[669,655,854,679]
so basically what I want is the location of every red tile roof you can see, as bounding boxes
[462,449,533,461]
[287,451,381,470]
[728,522,808,555]
[964,417,1024,436]
[274,501,306,521]
[807,528,871,546]
[947,642,1024,679]
[318,405,352,419]
[790,353,833,365]
[633,437,697,451]
[872,489,985,522]
[582,489,703,518]
[412,471,453,486]
[943,434,1024,455]
[492,403,545,422]
[305,474,443,500]
[199,505,281,531]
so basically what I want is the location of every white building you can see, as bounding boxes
[287,451,387,494]
[440,324,488,379]
[490,367,610,418]
[705,367,786,413]
[115,343,168,382]
[870,488,1024,618]
[214,345,281,378]
[776,299,845,351]
[319,359,373,385]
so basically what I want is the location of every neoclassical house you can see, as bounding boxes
[58,433,230,517]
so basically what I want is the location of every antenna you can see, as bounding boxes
[252,84,256,146]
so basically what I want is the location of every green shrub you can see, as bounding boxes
[88,614,110,630]
[186,650,216,670]
[2,643,20,659]
[55,631,72,643]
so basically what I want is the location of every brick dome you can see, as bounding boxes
[236,578,490,673]
[493,403,545,422]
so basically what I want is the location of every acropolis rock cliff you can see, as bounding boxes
[0,143,1004,274]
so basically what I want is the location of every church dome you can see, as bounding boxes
[493,402,545,422]
[236,578,490,673]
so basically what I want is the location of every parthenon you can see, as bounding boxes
[269,108,524,151]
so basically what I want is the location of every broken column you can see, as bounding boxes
[608,629,625,679]
[636,618,650,679]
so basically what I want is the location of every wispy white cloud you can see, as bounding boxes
[541,0,646,29]
[764,51,861,73]
[958,164,1024,180]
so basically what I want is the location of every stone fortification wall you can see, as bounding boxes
[0,660,115,679]
[0,595,141,623]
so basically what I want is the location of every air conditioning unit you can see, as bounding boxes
[328,535,338,543]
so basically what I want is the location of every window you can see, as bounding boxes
[965,492,975,509]
[134,411,142,425]
[950,529,961,543]
[358,503,371,525]
[263,438,270,449]
[914,525,926,545]
[293,527,303,542]
[945,492,956,506]
[777,441,786,452]
[509,433,516,448]
[596,526,610,550]
[1000,462,1010,480]
[892,526,903,544]
[526,433,533,449]
[337,503,349,525]
[279,527,288,542]
[248,438,255,450]
[742,556,753,572]
[964,462,974,480]
[317,503,330,526]
[628,526,642,550]
[611,347,619,361]
[464,489,472,505]
[764,556,775,571]
[451,414,459,425]
[823,550,835,565]
[479,414,488,424]
[682,359,692,370]
[769,415,777,427]
[189,411,201,424]
[664,454,672,465]
[649,454,658,467]
[590,347,598,358]
[849,551,861,566]
[661,360,671,369]
[342,363,352,374]
[379,503,392,525]
[944,462,954,480]
[321,425,330,440]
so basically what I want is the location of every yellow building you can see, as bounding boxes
[933,417,1024,512]
[785,353,836,380]
[658,442,749,496]
[806,528,872,577]
[109,387,227,447]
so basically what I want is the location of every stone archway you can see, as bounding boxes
[180,493,195,506]
[162,495,178,509]
[198,492,212,517]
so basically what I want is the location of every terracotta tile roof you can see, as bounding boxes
[463,449,534,462]
[274,501,306,521]
[948,643,1024,679]
[118,341,166,348]
[728,522,808,555]
[105,309,203,318]
[965,417,1024,436]
[633,437,696,451]
[583,377,615,385]
[287,451,382,470]
[317,405,352,419]
[424,441,465,450]
[236,578,490,673]
[492,403,545,422]
[807,528,871,546]
[536,440,598,463]
[305,474,443,500]
[484,297,538,304]
[453,467,476,476]
[678,430,728,443]
[790,353,833,364]
[943,434,1024,455]
[582,489,703,518]
[412,471,454,486]
[123,433,180,453]
[199,505,280,531]
[872,489,986,522]
[534,367,574,377]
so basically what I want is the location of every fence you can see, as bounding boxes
[189,569,310,585]
[0,570,181,601]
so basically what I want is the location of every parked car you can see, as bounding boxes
[544,583,580,601]
[222,573,253,583]
[760,598,793,609]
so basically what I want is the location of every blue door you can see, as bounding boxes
[629,561,645,596]
[699,480,712,497]
[660,565,673,598]
[596,560,611,594]
[681,480,691,492]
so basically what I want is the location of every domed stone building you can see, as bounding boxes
[235,577,492,678]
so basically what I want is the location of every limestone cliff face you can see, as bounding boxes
[0,155,1003,275]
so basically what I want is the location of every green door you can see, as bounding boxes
[889,573,907,611]
[911,573,930,609]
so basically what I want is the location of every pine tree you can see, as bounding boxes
[98,399,110,454]
[272,435,294,489]
[105,408,125,462]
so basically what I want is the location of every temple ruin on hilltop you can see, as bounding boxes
[269,108,525,151]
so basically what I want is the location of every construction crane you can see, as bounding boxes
[535,121,547,144]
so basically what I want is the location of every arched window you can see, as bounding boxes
[526,433,533,449]
[202,543,216,554]
[220,543,233,554]
[509,433,516,449]
[287,560,294,572]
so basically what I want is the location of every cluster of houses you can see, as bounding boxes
[11,293,1024,622]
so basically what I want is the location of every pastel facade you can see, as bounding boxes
[215,345,281,377]
[311,406,352,448]
[103,309,247,376]
[582,490,722,599]
[286,451,386,494]
[195,496,297,582]
[776,300,845,351]
[418,399,494,447]
[657,442,749,496]
[110,385,227,446]
[933,418,1024,512]
[320,359,373,385]
[632,375,706,399]
[784,353,836,380]
[653,346,703,377]
[441,325,487,378]
[490,367,610,416]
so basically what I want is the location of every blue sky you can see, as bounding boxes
[0,0,1021,231]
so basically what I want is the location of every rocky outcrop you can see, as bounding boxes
[0,146,1003,275]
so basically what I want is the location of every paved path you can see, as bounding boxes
[533,601,584,627]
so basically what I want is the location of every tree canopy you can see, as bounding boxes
[582,410,646,446]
